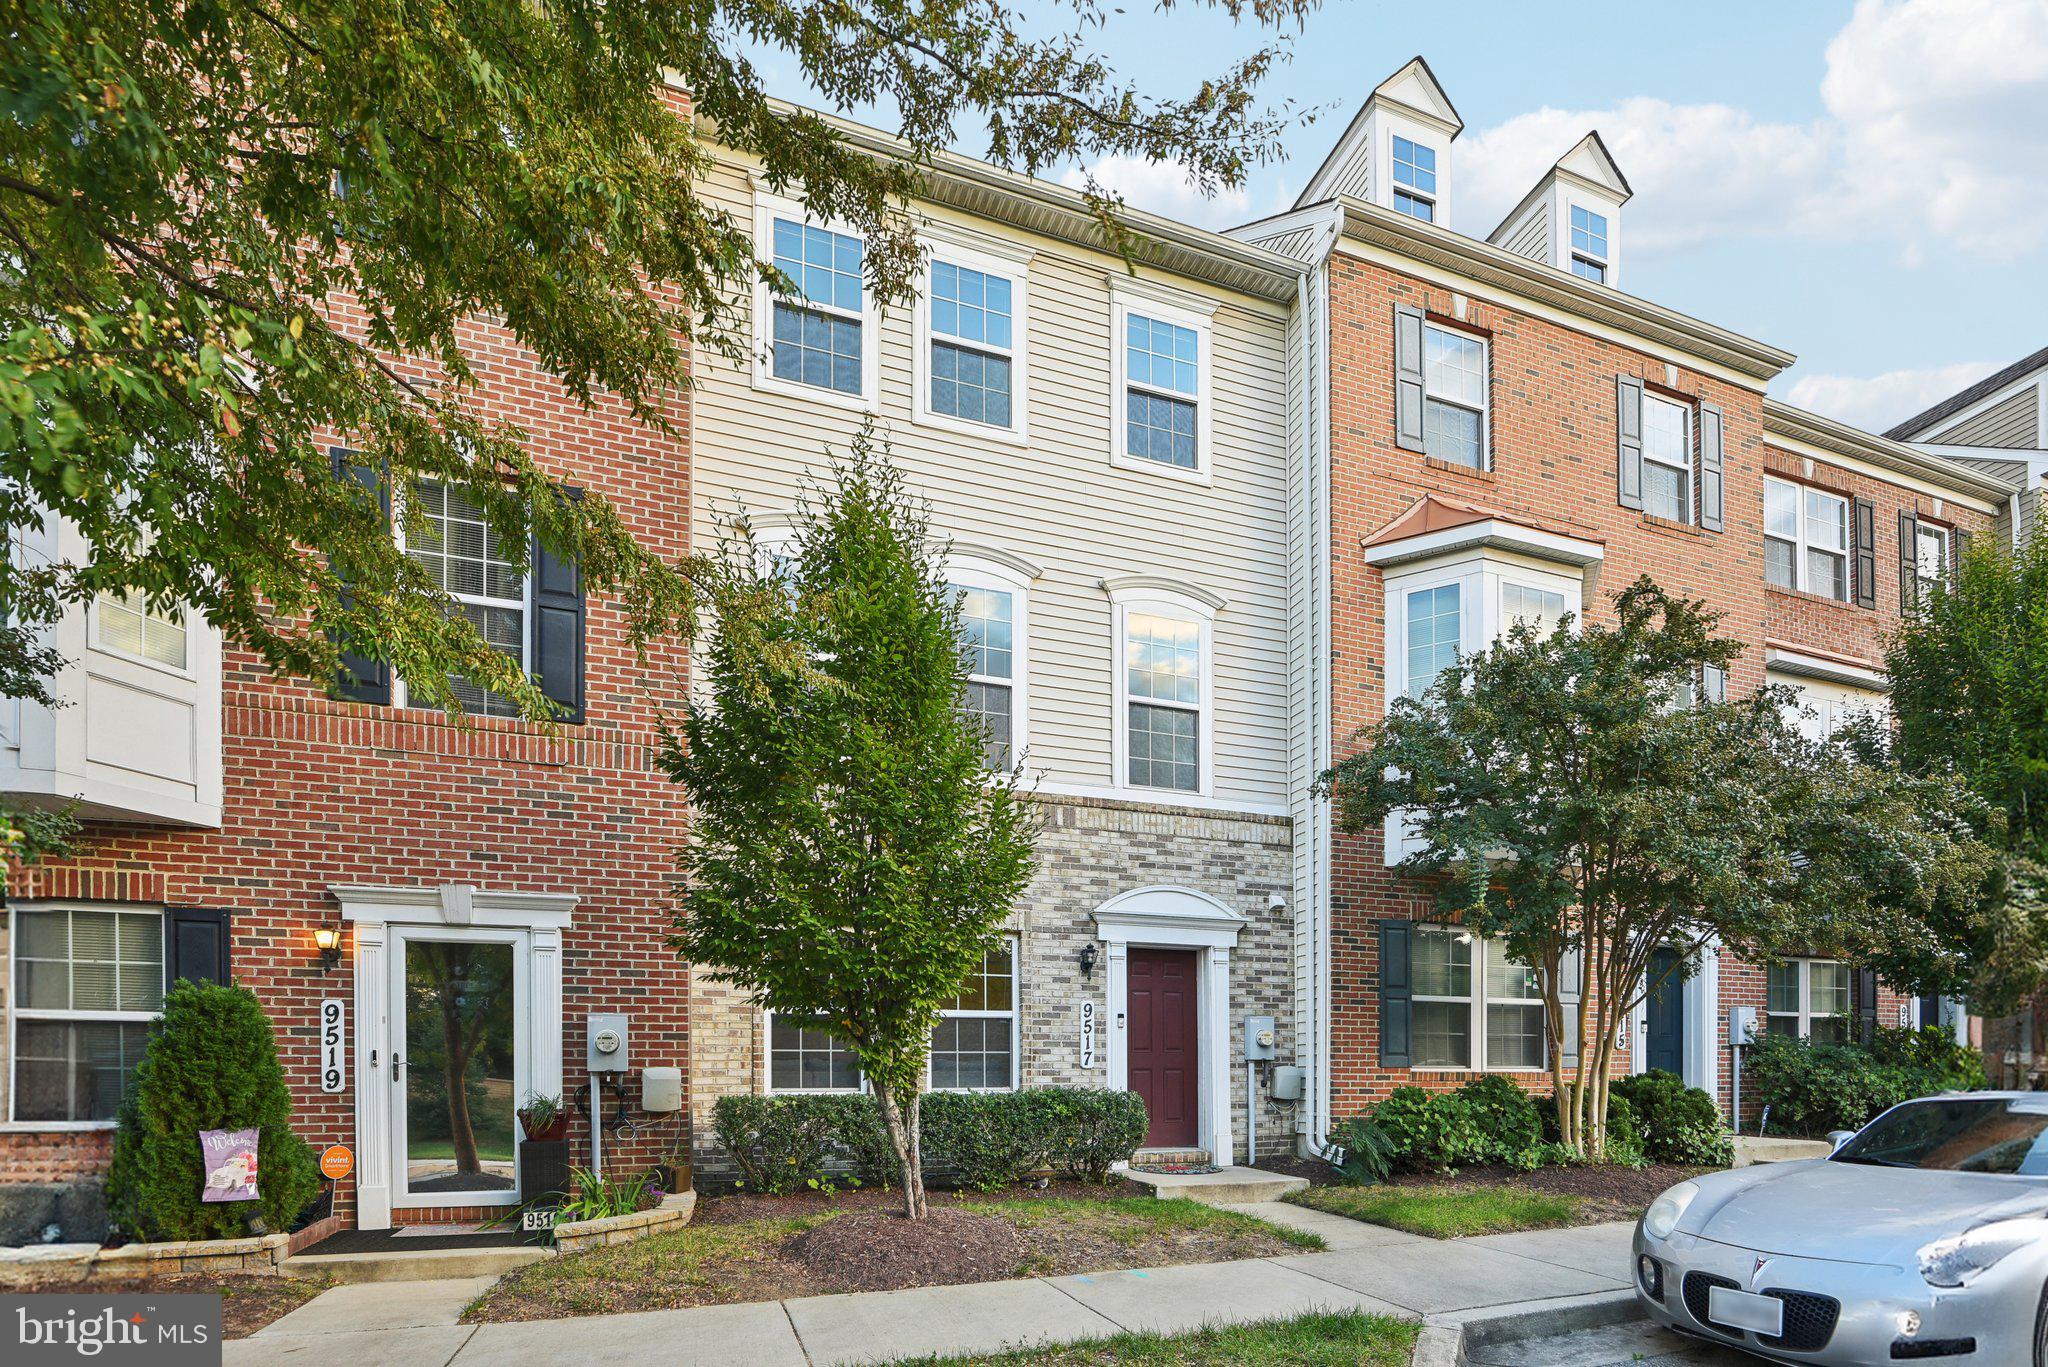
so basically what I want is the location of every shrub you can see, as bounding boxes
[106,980,320,1241]
[1372,1086,1488,1172]
[710,1095,842,1194]
[1034,1088,1148,1183]
[1745,1026,1984,1137]
[1457,1074,1543,1163]
[921,1092,1041,1191]
[833,1096,901,1189]
[1535,1087,1641,1153]
[1328,1114,1399,1185]
[1610,1070,1733,1167]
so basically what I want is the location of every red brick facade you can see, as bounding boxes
[0,311,692,1229]
[1320,252,1993,1122]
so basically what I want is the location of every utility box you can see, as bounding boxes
[1271,1065,1305,1102]
[587,1012,629,1073]
[1244,1015,1277,1061]
[1728,1005,1757,1047]
[642,1066,683,1113]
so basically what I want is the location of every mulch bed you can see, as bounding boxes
[786,1208,1026,1292]
[692,1178,1147,1226]
[6,1274,327,1340]
[1259,1155,1712,1225]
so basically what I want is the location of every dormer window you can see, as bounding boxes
[1392,136,1438,222]
[1569,206,1609,283]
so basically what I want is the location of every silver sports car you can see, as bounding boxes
[1635,1092,2048,1364]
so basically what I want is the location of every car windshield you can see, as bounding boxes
[1833,1098,2048,1175]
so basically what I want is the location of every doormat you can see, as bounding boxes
[1131,1163,1222,1175]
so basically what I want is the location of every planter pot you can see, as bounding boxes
[518,1140,570,1205]
[519,1113,571,1143]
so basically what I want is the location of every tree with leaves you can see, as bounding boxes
[665,434,1036,1219]
[1888,530,2048,1014]
[0,0,1312,870]
[1319,579,1996,1158]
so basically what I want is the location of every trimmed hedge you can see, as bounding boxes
[1744,1026,1986,1137]
[1610,1070,1733,1166]
[710,1087,1147,1193]
[1371,1077,1544,1173]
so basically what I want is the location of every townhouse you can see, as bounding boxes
[0,308,693,1239]
[1230,58,2009,1148]
[683,110,1304,1173]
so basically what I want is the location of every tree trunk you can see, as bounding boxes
[873,1078,928,1220]
[440,990,480,1173]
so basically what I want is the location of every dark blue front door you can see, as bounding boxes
[1645,947,1685,1077]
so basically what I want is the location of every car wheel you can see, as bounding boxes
[2036,1279,2048,1367]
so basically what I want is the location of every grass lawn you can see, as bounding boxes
[1289,1183,1582,1238]
[889,1310,1419,1365]
[466,1192,1322,1322]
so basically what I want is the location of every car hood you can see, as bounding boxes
[1689,1160,2048,1268]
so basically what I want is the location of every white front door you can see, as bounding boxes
[389,926,529,1211]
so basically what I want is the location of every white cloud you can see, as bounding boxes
[1783,361,2003,431]
[1454,0,2048,260]
[1059,154,1255,231]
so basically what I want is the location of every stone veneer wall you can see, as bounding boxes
[689,794,1295,1182]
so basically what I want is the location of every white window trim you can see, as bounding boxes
[1411,926,1547,1073]
[1764,476,1851,601]
[1376,117,1453,225]
[947,555,1032,771]
[1389,134,1439,223]
[1766,958,1850,1041]
[1914,521,1952,599]
[87,592,194,679]
[1108,581,1217,799]
[1641,391,1695,524]
[762,1008,867,1095]
[1109,284,1216,486]
[913,234,1030,446]
[4,902,165,1131]
[930,934,1022,1095]
[751,189,881,415]
[391,482,533,713]
[1565,202,1611,283]
[1421,321,1490,472]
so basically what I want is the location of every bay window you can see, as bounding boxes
[91,590,189,671]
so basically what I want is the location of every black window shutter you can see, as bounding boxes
[1698,402,1726,531]
[164,906,231,988]
[1393,305,1426,453]
[1854,966,1879,1044]
[1951,528,1970,586]
[330,447,393,705]
[1378,919,1413,1068]
[531,486,587,725]
[1616,375,1645,510]
[1898,510,1919,610]
[1556,948,1583,1068]
[1852,498,1877,609]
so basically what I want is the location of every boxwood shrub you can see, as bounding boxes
[1609,1069,1733,1166]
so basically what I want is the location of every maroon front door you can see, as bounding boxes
[1127,948,1200,1148]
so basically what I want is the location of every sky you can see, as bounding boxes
[757,0,2048,435]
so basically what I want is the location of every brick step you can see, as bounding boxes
[1130,1149,1212,1167]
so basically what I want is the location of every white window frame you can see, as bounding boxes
[762,1009,866,1095]
[88,590,193,678]
[1109,283,1216,486]
[913,232,1031,445]
[1915,521,1951,600]
[392,480,533,715]
[5,903,165,1131]
[751,189,881,414]
[1567,203,1610,283]
[1765,958,1851,1043]
[1640,391,1694,524]
[929,935,1022,1094]
[1109,584,1216,798]
[947,556,1031,773]
[1389,133,1439,222]
[1763,476,1851,602]
[1410,926,1547,1073]
[1421,321,1490,471]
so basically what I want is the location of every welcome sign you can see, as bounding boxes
[199,1129,259,1203]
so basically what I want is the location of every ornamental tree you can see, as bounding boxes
[0,0,1311,872]
[664,433,1036,1218]
[1319,578,1996,1158]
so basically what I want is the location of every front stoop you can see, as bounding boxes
[1123,1165,1308,1206]
[1732,1135,1833,1166]
[280,1245,549,1283]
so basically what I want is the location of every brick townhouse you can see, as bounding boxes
[0,302,693,1239]
[1230,57,2010,1150]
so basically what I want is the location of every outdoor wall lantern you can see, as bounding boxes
[1078,943,1098,980]
[312,925,342,972]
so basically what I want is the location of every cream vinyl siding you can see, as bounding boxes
[692,157,1294,811]
[1933,384,2040,449]
[1499,203,1548,262]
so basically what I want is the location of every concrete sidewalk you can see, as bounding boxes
[227,1215,1641,1366]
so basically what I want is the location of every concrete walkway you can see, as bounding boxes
[228,1217,1644,1366]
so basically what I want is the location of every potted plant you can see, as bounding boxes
[518,1091,570,1142]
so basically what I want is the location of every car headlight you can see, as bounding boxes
[1642,1180,1699,1240]
[1917,1218,2048,1288]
